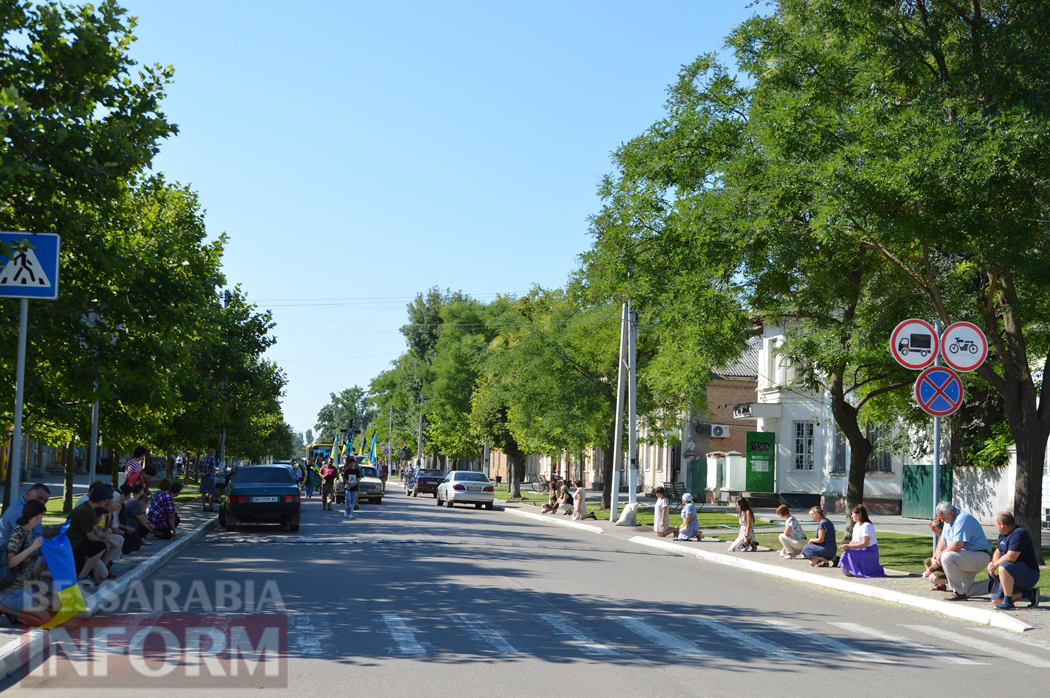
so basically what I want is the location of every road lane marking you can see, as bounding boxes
[691,616,801,660]
[288,613,332,655]
[830,622,984,665]
[452,614,522,655]
[381,614,427,655]
[759,619,897,664]
[902,625,1050,668]
[971,627,1050,652]
[538,614,619,656]
[614,616,710,659]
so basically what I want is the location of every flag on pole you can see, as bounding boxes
[39,520,88,628]
[368,432,377,465]
[358,433,367,456]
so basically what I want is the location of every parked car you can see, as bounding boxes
[336,464,385,505]
[412,468,444,497]
[219,465,301,532]
[436,471,495,509]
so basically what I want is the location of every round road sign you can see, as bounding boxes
[915,366,964,417]
[890,319,939,370]
[940,321,987,372]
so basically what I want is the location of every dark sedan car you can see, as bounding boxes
[411,468,444,497]
[219,465,301,532]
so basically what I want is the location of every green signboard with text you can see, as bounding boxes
[745,431,775,492]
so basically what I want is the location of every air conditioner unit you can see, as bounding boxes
[711,424,731,439]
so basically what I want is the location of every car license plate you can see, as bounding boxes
[468,485,482,492]
[252,496,279,503]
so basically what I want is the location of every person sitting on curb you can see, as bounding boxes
[66,486,117,585]
[0,483,50,550]
[677,493,701,541]
[727,497,756,551]
[652,487,675,537]
[146,479,179,540]
[928,501,991,601]
[922,517,948,591]
[1,499,50,625]
[838,504,886,578]
[556,485,574,515]
[127,482,155,544]
[540,481,560,514]
[777,504,807,559]
[988,511,1040,610]
[802,506,836,566]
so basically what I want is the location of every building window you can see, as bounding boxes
[832,427,847,473]
[866,425,893,473]
[793,421,814,470]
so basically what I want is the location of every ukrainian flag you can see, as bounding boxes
[39,520,88,628]
[368,432,378,465]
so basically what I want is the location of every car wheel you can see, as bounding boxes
[375,498,382,505]
[446,497,454,508]
[485,502,494,510]
[224,514,236,533]
[412,489,418,497]
[436,493,443,505]
[475,502,482,509]
[433,491,438,498]
[289,514,300,532]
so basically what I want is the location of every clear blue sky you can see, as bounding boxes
[120,1,759,437]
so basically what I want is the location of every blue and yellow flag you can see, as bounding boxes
[39,520,88,628]
[368,432,377,465]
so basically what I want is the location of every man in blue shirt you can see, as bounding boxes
[0,483,51,546]
[988,511,1040,610]
[930,502,991,600]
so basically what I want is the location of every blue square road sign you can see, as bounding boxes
[0,232,61,300]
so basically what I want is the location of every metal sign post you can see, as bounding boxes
[0,233,61,510]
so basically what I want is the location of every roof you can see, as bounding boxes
[712,340,759,381]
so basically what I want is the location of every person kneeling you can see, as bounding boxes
[777,505,807,559]
[988,511,1040,610]
[838,504,886,578]
[146,479,178,541]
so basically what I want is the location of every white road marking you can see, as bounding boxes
[971,627,1050,652]
[691,616,801,660]
[760,619,897,664]
[288,613,333,655]
[614,616,710,659]
[452,614,522,655]
[381,614,427,655]
[830,622,984,665]
[538,614,619,656]
[903,625,1050,668]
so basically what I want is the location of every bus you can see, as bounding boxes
[306,442,334,462]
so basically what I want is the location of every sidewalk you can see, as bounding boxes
[493,491,1049,640]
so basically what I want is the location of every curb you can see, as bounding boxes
[0,516,217,679]
[504,506,605,534]
[629,536,1034,634]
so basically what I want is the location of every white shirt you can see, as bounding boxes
[785,515,806,541]
[654,497,669,532]
[851,521,877,547]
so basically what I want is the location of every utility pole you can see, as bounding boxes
[219,289,232,470]
[628,300,639,510]
[610,301,629,522]
[388,406,393,475]
[416,395,424,469]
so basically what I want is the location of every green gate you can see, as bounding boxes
[746,432,775,492]
[902,464,953,519]
[689,459,706,497]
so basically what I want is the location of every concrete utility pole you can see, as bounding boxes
[628,301,638,509]
[417,395,424,469]
[219,289,232,469]
[610,301,629,522]
[388,406,393,473]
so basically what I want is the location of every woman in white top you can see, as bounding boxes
[777,504,807,558]
[652,487,674,537]
[838,504,886,578]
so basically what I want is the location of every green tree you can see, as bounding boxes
[314,386,376,445]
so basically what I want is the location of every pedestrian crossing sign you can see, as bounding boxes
[0,232,61,300]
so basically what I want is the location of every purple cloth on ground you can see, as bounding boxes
[839,544,886,578]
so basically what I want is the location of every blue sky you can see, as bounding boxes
[119,1,759,437]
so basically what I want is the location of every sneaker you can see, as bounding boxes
[1028,589,1040,608]
[996,598,1016,610]
[946,592,968,602]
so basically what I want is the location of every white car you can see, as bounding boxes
[436,471,495,510]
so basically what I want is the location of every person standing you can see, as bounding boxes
[123,446,149,484]
[198,448,218,512]
[988,511,1041,610]
[321,459,338,511]
[928,502,991,600]
[342,456,361,519]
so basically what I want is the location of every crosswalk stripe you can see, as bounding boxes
[288,613,333,655]
[538,614,619,656]
[691,617,801,660]
[902,625,1050,668]
[381,614,427,655]
[830,622,985,665]
[453,614,522,655]
[971,627,1050,652]
[615,616,710,659]
[758,619,897,664]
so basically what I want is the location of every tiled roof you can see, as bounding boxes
[713,340,759,380]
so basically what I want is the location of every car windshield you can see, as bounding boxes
[419,469,443,477]
[361,466,378,478]
[453,472,489,482]
[232,467,295,485]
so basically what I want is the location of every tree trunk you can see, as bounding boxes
[63,440,75,514]
[1011,432,1046,564]
[830,366,872,542]
[508,452,525,499]
[601,434,615,509]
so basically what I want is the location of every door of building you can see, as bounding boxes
[746,432,775,492]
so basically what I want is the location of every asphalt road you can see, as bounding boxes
[6,487,1050,696]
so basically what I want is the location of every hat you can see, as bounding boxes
[90,485,113,502]
[682,493,693,503]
